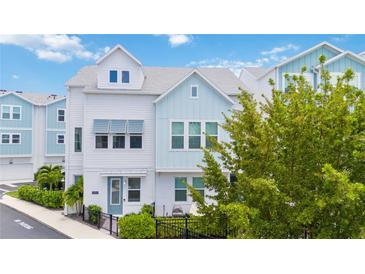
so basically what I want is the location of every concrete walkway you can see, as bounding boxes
[0,195,114,239]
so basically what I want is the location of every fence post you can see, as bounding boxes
[109,214,112,235]
[116,217,119,237]
[185,217,188,239]
[155,219,159,239]
[82,205,85,221]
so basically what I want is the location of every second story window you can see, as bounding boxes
[57,134,65,144]
[96,135,108,149]
[1,133,10,144]
[57,109,65,122]
[109,70,118,83]
[171,122,184,149]
[189,122,201,149]
[113,134,125,149]
[130,135,142,149]
[1,105,21,120]
[1,133,21,144]
[122,71,130,83]
[205,122,218,148]
[12,134,21,144]
[191,85,198,98]
[74,127,82,152]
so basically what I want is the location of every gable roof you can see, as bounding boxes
[240,67,272,79]
[315,51,365,69]
[359,51,365,57]
[153,69,235,104]
[0,90,65,106]
[256,41,344,80]
[96,44,142,66]
[66,66,244,96]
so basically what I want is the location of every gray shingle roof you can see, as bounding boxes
[0,90,65,105]
[66,66,245,95]
[244,67,271,78]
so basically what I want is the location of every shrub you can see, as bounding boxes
[140,204,154,216]
[88,204,102,225]
[118,213,155,239]
[17,185,64,209]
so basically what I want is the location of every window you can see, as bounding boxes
[330,72,361,89]
[57,134,65,144]
[57,109,65,122]
[109,70,118,83]
[205,122,218,148]
[130,135,142,149]
[191,85,198,98]
[128,178,141,202]
[74,175,82,184]
[74,128,82,152]
[12,134,20,144]
[189,122,201,149]
[171,122,184,149]
[113,135,125,149]
[96,135,108,149]
[110,179,120,205]
[1,134,10,144]
[282,73,313,92]
[175,177,187,202]
[193,177,205,199]
[1,105,21,120]
[122,71,130,83]
[12,106,21,120]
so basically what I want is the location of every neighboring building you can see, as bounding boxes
[239,42,365,103]
[65,45,243,216]
[0,90,66,183]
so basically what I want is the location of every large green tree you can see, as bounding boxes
[191,56,365,238]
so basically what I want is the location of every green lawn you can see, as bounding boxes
[5,191,19,199]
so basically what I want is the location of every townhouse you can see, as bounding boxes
[0,90,66,183]
[239,42,365,103]
[65,45,244,216]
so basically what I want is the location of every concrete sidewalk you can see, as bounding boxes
[0,195,114,239]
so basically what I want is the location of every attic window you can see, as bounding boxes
[122,71,130,83]
[109,70,118,83]
[191,85,198,98]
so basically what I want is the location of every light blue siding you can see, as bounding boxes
[47,99,66,130]
[279,46,339,90]
[0,93,33,128]
[156,73,232,169]
[46,131,65,155]
[325,56,365,90]
[0,129,32,155]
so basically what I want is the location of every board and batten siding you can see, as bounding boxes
[83,93,156,169]
[0,93,33,128]
[46,99,66,130]
[324,55,365,90]
[156,73,232,170]
[278,46,339,90]
[46,131,65,155]
[0,129,32,156]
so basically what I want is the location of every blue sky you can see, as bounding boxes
[1,34,365,95]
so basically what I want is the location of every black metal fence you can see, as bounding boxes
[155,217,236,239]
[82,205,119,237]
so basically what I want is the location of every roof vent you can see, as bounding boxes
[16,90,23,93]
[49,94,57,100]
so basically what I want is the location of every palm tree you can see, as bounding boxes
[64,176,83,215]
[36,165,64,191]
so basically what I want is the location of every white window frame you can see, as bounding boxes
[95,134,109,149]
[110,178,121,205]
[329,72,361,89]
[1,105,22,120]
[169,120,220,151]
[57,108,65,123]
[129,134,143,149]
[190,85,199,99]
[174,177,188,202]
[56,134,65,144]
[0,133,21,144]
[192,177,205,200]
[109,69,118,84]
[127,177,141,202]
[282,72,314,92]
[112,134,126,149]
[170,121,185,150]
[121,70,130,84]
[205,121,218,148]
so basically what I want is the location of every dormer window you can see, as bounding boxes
[191,85,198,98]
[122,71,130,83]
[109,70,118,83]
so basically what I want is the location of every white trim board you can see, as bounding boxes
[96,44,143,66]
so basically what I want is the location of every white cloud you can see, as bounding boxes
[261,43,299,55]
[0,34,108,63]
[168,35,192,47]
[11,74,19,80]
[331,35,351,43]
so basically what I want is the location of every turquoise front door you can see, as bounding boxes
[107,177,123,215]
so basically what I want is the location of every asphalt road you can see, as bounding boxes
[0,204,68,239]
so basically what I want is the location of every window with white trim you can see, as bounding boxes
[57,109,65,122]
[175,177,187,202]
[95,135,108,149]
[171,122,184,149]
[1,105,21,120]
[191,85,198,98]
[122,71,130,83]
[189,122,201,149]
[110,179,121,205]
[282,73,314,92]
[193,177,205,200]
[109,70,118,83]
[57,134,65,144]
[128,178,141,202]
[1,133,21,144]
[12,134,21,144]
[130,135,142,149]
[205,122,218,148]
[74,127,82,152]
[329,72,361,89]
[113,134,125,149]
[1,133,10,144]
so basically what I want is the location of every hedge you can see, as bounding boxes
[118,213,155,239]
[17,185,64,208]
